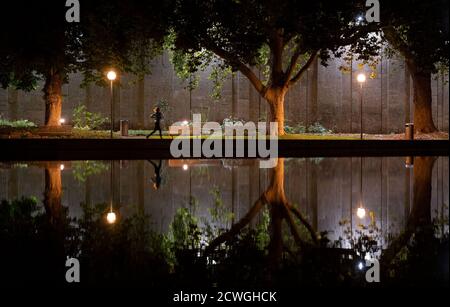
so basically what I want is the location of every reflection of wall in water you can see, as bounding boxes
[0,158,448,243]
[0,53,448,133]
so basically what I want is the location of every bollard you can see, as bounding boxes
[405,123,414,140]
[405,156,414,168]
[120,120,129,137]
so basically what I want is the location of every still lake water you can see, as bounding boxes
[0,157,448,288]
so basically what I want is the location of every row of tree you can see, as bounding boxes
[0,0,448,133]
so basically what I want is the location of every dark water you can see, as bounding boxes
[0,157,448,289]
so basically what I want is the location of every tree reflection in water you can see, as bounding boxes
[0,158,447,287]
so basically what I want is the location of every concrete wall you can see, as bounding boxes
[0,53,448,133]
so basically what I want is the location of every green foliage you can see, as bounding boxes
[285,122,332,134]
[72,105,109,130]
[208,187,234,227]
[308,122,333,134]
[169,48,213,91]
[169,207,202,250]
[208,65,232,101]
[221,116,246,128]
[76,202,171,286]
[255,208,270,250]
[0,116,37,129]
[155,98,172,119]
[72,161,109,183]
[1,194,448,287]
[381,0,449,74]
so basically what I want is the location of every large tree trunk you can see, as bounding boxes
[407,62,437,133]
[43,71,63,126]
[265,87,287,136]
[381,156,436,266]
[44,166,63,227]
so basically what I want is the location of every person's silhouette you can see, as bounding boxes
[148,160,162,190]
[146,107,163,139]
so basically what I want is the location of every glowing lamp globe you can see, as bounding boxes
[357,207,366,219]
[107,71,117,81]
[357,73,366,84]
[106,212,117,224]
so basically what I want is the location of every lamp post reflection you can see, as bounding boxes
[357,157,366,220]
[106,160,117,224]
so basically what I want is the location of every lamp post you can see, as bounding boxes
[357,73,366,140]
[107,70,117,139]
[357,157,366,219]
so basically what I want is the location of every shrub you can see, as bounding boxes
[0,116,37,128]
[72,105,109,130]
[285,122,332,134]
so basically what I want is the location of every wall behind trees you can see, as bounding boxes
[0,53,448,133]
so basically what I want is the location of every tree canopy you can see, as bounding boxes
[380,0,449,132]
[164,0,378,134]
[0,0,168,125]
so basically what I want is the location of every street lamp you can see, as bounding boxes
[107,70,117,139]
[107,210,117,224]
[357,73,366,140]
[357,206,366,219]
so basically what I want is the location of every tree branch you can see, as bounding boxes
[382,26,414,62]
[269,30,285,82]
[287,203,319,244]
[204,195,267,255]
[285,44,303,83]
[289,51,318,86]
[283,202,307,249]
[207,43,267,96]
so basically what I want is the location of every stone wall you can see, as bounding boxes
[0,53,448,133]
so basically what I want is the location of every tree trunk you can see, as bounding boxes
[410,156,435,228]
[407,63,437,133]
[43,72,63,126]
[44,166,62,227]
[265,87,287,136]
[381,156,435,266]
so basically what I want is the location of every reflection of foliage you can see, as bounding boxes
[72,161,109,183]
[255,208,270,251]
[3,195,448,288]
[76,202,171,286]
[169,207,202,250]
[203,187,234,242]
[72,105,109,130]
[208,187,234,227]
[433,204,449,238]
[332,218,382,259]
[0,197,76,285]
[386,223,448,286]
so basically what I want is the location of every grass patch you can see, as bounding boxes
[281,134,361,140]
